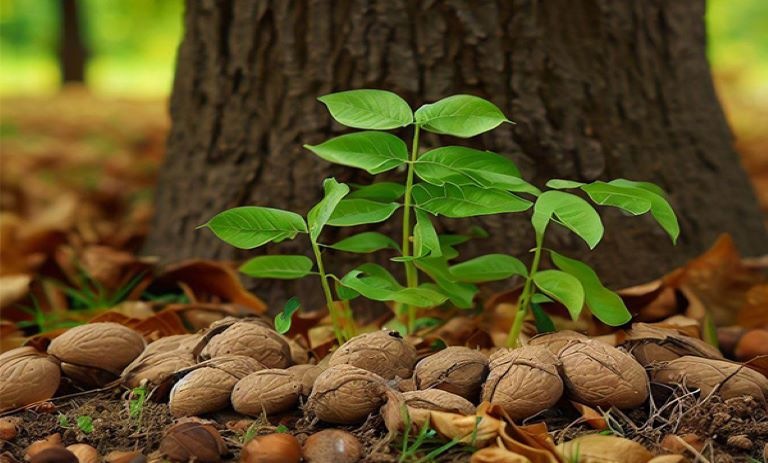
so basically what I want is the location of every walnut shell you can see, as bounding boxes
[201,321,291,368]
[287,364,325,396]
[329,330,416,379]
[0,347,61,412]
[169,356,265,417]
[527,330,588,355]
[307,364,386,424]
[284,337,310,365]
[559,339,648,409]
[481,346,563,420]
[231,369,301,416]
[48,323,145,375]
[621,324,723,366]
[414,346,488,401]
[122,334,203,388]
[652,356,768,401]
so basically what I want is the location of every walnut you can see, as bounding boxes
[652,356,768,401]
[287,364,325,396]
[122,334,203,388]
[200,321,292,368]
[328,330,416,379]
[169,356,265,417]
[413,346,488,401]
[231,369,301,416]
[621,324,723,366]
[306,364,387,424]
[481,346,563,420]
[284,337,310,365]
[527,330,588,355]
[0,347,61,412]
[559,339,648,409]
[48,322,145,385]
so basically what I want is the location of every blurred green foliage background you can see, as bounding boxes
[0,0,765,100]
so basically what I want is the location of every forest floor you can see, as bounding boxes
[0,89,767,462]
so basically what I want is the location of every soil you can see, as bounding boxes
[2,384,766,462]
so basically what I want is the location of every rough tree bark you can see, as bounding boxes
[145,0,766,308]
[58,0,87,83]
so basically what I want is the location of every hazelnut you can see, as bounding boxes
[621,324,723,366]
[413,346,488,401]
[201,321,292,368]
[307,364,387,424]
[287,364,325,396]
[24,434,62,460]
[559,339,648,409]
[652,356,768,401]
[48,323,145,385]
[734,329,768,362]
[0,347,60,412]
[0,417,20,440]
[329,330,416,379]
[169,356,266,417]
[104,450,146,463]
[122,334,202,388]
[481,346,563,420]
[66,444,99,463]
[159,421,227,463]
[240,433,301,463]
[303,429,362,463]
[231,369,301,416]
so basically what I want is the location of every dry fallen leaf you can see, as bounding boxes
[557,434,653,463]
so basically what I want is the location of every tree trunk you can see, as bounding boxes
[59,0,87,84]
[145,0,766,309]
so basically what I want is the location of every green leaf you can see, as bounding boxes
[531,302,555,333]
[201,206,307,249]
[327,199,400,226]
[413,209,441,258]
[413,183,532,218]
[334,279,360,301]
[437,234,469,260]
[581,181,652,215]
[546,179,585,189]
[549,251,630,326]
[416,258,477,309]
[608,179,679,243]
[307,178,350,241]
[304,132,408,174]
[348,182,406,202]
[239,255,314,279]
[530,293,554,304]
[76,415,93,434]
[531,191,603,249]
[448,254,528,283]
[274,297,301,334]
[414,146,539,195]
[318,89,413,130]
[532,270,585,321]
[328,232,400,253]
[415,95,509,138]
[340,269,447,307]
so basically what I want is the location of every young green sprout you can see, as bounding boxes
[201,89,678,345]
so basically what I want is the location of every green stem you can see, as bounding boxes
[505,233,544,347]
[311,240,347,343]
[401,125,421,332]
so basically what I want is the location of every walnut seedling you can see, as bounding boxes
[0,347,61,412]
[328,330,416,379]
[231,369,302,416]
[481,346,563,420]
[558,339,648,409]
[306,364,387,424]
[200,320,292,368]
[413,346,488,401]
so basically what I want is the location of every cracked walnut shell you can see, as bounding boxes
[414,346,488,401]
[329,330,416,379]
[200,321,292,368]
[481,346,563,420]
